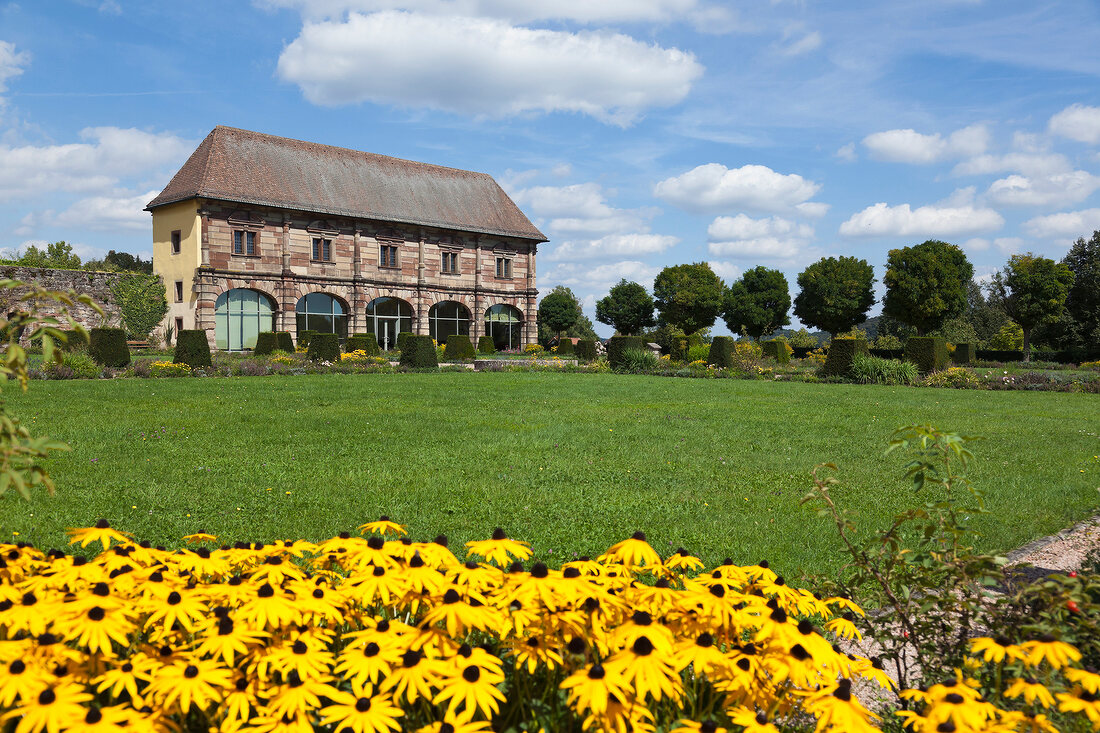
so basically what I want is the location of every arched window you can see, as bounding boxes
[215,289,276,351]
[364,297,414,350]
[485,304,523,351]
[428,301,470,343]
[296,293,348,340]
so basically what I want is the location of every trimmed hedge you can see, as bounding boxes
[905,336,948,373]
[477,335,496,354]
[88,328,130,367]
[253,332,279,356]
[822,338,868,377]
[555,338,574,356]
[607,336,646,370]
[707,336,736,368]
[762,339,790,364]
[445,334,475,361]
[575,339,598,362]
[173,330,211,368]
[399,334,438,368]
[276,332,295,353]
[345,334,381,355]
[297,330,318,348]
[396,331,413,352]
[792,346,815,359]
[869,348,904,360]
[669,337,689,362]
[952,342,976,365]
[307,333,341,362]
[62,329,89,352]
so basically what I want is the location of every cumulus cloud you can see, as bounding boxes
[53,190,160,231]
[706,214,813,259]
[986,171,1100,207]
[707,260,742,282]
[1023,208,1100,239]
[260,0,701,23]
[835,142,857,162]
[1049,104,1100,144]
[276,11,703,125]
[539,260,660,297]
[0,127,195,198]
[0,41,29,93]
[544,233,678,262]
[862,124,989,164]
[511,183,656,236]
[654,163,822,215]
[952,152,1071,177]
[839,201,1004,238]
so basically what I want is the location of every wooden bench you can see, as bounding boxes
[126,340,151,350]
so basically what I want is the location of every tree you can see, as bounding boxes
[793,256,876,337]
[537,286,581,339]
[962,278,1008,345]
[537,311,598,344]
[595,279,656,336]
[84,250,154,274]
[988,253,1074,361]
[652,262,725,336]
[1063,231,1100,350]
[12,241,82,270]
[882,240,973,335]
[723,266,791,340]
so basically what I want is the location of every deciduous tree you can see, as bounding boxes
[988,253,1074,361]
[723,266,791,340]
[883,240,973,336]
[793,256,876,338]
[537,286,581,339]
[652,262,725,336]
[595,279,656,336]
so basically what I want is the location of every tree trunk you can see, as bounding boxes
[1022,327,1031,362]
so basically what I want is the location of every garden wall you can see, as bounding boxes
[1,265,123,330]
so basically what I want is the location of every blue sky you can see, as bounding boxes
[1,0,1099,336]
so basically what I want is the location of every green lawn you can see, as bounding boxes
[3,373,1098,577]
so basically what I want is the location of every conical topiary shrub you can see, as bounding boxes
[555,338,574,356]
[399,335,438,368]
[575,339,598,362]
[253,332,279,356]
[276,332,295,352]
[88,328,130,367]
[173,330,212,368]
[477,335,496,354]
[607,335,646,370]
[445,334,475,361]
[822,338,868,377]
[706,336,735,368]
[307,333,341,362]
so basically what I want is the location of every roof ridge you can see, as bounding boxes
[195,127,220,198]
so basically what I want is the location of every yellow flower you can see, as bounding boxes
[1005,677,1056,708]
[1022,635,1082,669]
[464,528,532,566]
[1,682,94,733]
[970,636,1025,664]
[66,519,130,550]
[319,690,404,733]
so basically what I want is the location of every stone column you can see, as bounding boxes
[471,235,482,342]
[415,229,427,335]
[280,218,294,333]
[525,243,538,346]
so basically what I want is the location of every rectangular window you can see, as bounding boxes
[174,281,184,303]
[171,230,181,254]
[441,251,458,274]
[175,317,183,334]
[233,230,257,255]
[312,237,332,261]
[380,244,398,268]
[496,257,512,279]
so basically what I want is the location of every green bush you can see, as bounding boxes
[904,336,948,373]
[477,335,495,354]
[253,332,279,355]
[952,342,976,364]
[822,337,868,377]
[61,329,89,352]
[762,339,791,364]
[606,335,646,370]
[575,339,598,362]
[345,334,381,355]
[849,353,918,385]
[669,337,689,362]
[444,334,475,361]
[618,347,659,373]
[276,332,295,353]
[396,331,413,352]
[44,351,101,379]
[173,330,212,368]
[399,334,438,368]
[686,344,710,363]
[706,336,735,368]
[555,338,574,356]
[88,327,130,367]
[307,333,341,362]
[297,330,317,348]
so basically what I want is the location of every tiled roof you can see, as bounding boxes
[146,126,546,242]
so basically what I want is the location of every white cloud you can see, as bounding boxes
[539,260,660,296]
[1023,208,1100,239]
[952,152,1071,177]
[654,163,822,215]
[706,214,813,260]
[260,0,702,24]
[545,233,678,262]
[0,127,195,198]
[962,237,991,252]
[780,30,822,56]
[992,237,1025,254]
[707,261,742,282]
[986,171,1100,207]
[0,41,29,94]
[53,190,159,231]
[276,11,703,125]
[839,201,1004,238]
[1049,104,1100,144]
[511,182,655,236]
[835,142,856,162]
[862,124,989,164]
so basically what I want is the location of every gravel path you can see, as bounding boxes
[1003,512,1100,583]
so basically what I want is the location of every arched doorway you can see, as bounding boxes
[364,297,414,350]
[428,301,470,343]
[215,289,276,351]
[296,292,348,340]
[485,304,523,351]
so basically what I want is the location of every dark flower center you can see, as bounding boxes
[797,620,814,635]
[945,693,965,704]
[709,584,725,598]
[462,665,480,682]
[167,591,182,605]
[491,528,507,540]
[184,665,199,679]
[364,642,380,657]
[701,722,717,733]
[401,650,421,667]
[236,677,248,691]
[92,582,110,596]
[292,641,308,655]
[87,606,105,621]
[790,644,810,661]
[37,690,56,705]
[632,636,654,656]
[372,566,386,577]
[355,697,371,712]
[95,519,110,529]
[632,611,652,626]
[588,664,606,680]
[85,707,103,724]
[936,723,956,733]
[22,592,36,606]
[313,589,324,599]
[10,660,26,674]
[631,531,646,541]
[530,563,549,578]
[1038,633,1057,643]
[258,584,275,598]
[443,589,460,604]
[567,637,586,655]
[769,607,787,623]
[696,632,714,648]
[367,537,384,550]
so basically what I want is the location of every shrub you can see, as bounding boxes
[761,339,791,363]
[61,328,89,352]
[43,351,100,379]
[396,331,413,352]
[297,330,318,348]
[575,339,598,362]
[88,327,130,367]
[685,343,710,363]
[706,335,736,368]
[276,331,295,353]
[345,334,381,355]
[150,360,193,378]
[307,333,340,362]
[618,347,659,373]
[477,335,495,354]
[668,336,689,362]
[253,332,279,355]
[730,340,764,372]
[952,342,976,364]
[1083,360,1100,371]
[606,335,646,370]
[399,334,438,368]
[444,334,475,360]
[524,343,544,355]
[923,366,984,389]
[849,352,918,385]
[905,335,949,373]
[554,338,574,356]
[173,330,212,368]
[821,337,868,377]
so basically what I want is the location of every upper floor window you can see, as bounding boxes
[380,244,399,268]
[495,257,512,279]
[174,281,184,302]
[312,237,332,262]
[441,251,458,274]
[171,230,181,254]
[233,230,257,256]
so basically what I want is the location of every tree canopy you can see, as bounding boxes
[595,279,656,336]
[8,241,82,270]
[988,253,1074,360]
[882,240,973,336]
[1063,230,1100,349]
[793,256,875,337]
[723,266,791,340]
[537,286,582,338]
[652,262,725,336]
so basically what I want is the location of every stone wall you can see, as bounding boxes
[0,265,124,330]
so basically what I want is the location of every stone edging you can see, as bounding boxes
[1004,513,1100,565]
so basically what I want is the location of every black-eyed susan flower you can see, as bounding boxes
[464,529,532,567]
[142,587,208,636]
[183,531,218,545]
[378,649,442,704]
[357,516,408,537]
[66,520,130,550]
[804,679,880,733]
[147,657,232,713]
[319,688,404,733]
[1022,634,1082,670]
[560,662,631,716]
[432,659,507,721]
[728,708,780,733]
[0,657,48,708]
[61,603,135,655]
[602,531,662,570]
[1057,687,1100,728]
[2,682,94,733]
[1006,677,1056,708]
[606,635,682,702]
[1066,667,1100,695]
[970,636,1025,664]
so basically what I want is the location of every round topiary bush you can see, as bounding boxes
[477,335,495,354]
[345,334,381,355]
[555,338,575,356]
[607,335,646,370]
[706,336,736,368]
[822,338,868,377]
[307,333,341,362]
[173,330,212,368]
[253,332,279,356]
[762,339,791,364]
[297,330,317,348]
[905,336,949,374]
[88,327,130,367]
[399,334,438,368]
[575,339,598,362]
[276,332,295,353]
[445,334,475,361]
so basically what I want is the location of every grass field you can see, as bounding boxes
[3,372,1098,578]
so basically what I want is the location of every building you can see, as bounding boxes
[147,126,546,351]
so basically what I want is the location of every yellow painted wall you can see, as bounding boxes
[151,200,200,332]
